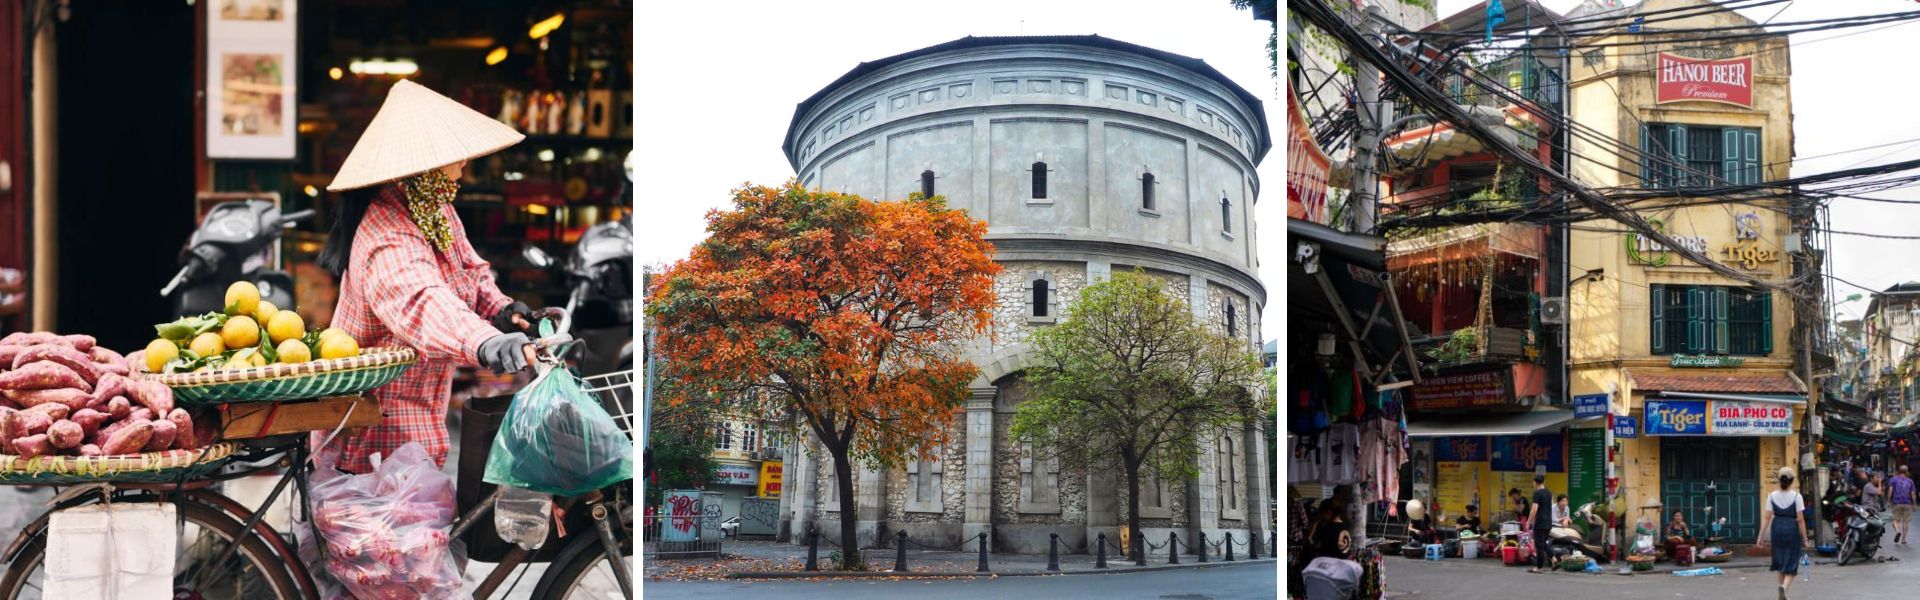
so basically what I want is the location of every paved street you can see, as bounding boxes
[643,560,1277,600]
[1379,541,1920,599]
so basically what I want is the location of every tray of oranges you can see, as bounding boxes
[136,282,416,406]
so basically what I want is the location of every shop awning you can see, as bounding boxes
[1289,218,1422,384]
[1653,392,1807,405]
[1627,370,1804,395]
[1405,409,1574,437]
[1387,222,1544,268]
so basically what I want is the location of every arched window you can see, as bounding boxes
[1226,302,1238,338]
[1220,195,1232,233]
[920,169,936,198]
[1032,279,1050,318]
[1141,172,1156,210]
[1031,162,1049,199]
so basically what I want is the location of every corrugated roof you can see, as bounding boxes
[1629,370,1802,394]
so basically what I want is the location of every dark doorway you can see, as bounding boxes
[54,0,196,351]
[1659,436,1760,543]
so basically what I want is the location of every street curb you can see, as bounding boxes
[722,558,1277,579]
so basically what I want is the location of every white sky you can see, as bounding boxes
[634,1,1281,334]
[1432,0,1920,324]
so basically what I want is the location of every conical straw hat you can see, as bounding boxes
[326,79,525,191]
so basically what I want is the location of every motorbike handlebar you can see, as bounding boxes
[278,209,315,227]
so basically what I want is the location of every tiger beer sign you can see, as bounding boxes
[1287,80,1333,226]
[1655,52,1753,108]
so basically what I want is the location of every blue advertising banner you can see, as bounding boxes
[1614,415,1638,438]
[1434,436,1490,462]
[1490,434,1565,473]
[1643,400,1709,436]
[1573,394,1609,420]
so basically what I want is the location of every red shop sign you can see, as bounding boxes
[1409,369,1513,411]
[1655,52,1753,108]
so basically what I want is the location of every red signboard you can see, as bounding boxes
[1287,79,1333,225]
[1410,369,1513,411]
[1655,53,1753,108]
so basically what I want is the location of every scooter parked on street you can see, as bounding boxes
[159,199,312,317]
[1826,494,1888,566]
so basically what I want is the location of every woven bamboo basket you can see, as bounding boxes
[148,347,417,406]
[0,442,237,485]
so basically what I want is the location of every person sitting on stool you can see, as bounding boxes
[1665,511,1693,559]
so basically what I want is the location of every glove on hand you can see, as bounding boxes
[477,333,532,374]
[491,302,534,334]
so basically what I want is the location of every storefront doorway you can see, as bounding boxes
[1660,437,1760,543]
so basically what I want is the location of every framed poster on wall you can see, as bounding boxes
[207,0,297,159]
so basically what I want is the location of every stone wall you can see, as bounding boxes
[988,260,1087,352]
[886,419,968,524]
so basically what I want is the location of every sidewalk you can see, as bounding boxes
[663,539,1276,579]
[1390,549,1798,575]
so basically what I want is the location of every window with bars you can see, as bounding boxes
[1641,123,1761,188]
[1650,284,1772,356]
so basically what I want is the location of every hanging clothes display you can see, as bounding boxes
[1324,422,1360,484]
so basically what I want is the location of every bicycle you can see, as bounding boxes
[0,325,634,599]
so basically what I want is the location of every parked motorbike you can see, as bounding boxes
[159,199,312,317]
[1547,508,1610,565]
[1826,495,1887,566]
[521,214,632,378]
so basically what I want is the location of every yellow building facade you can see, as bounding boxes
[1565,0,1800,543]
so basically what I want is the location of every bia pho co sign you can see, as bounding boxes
[1656,53,1753,108]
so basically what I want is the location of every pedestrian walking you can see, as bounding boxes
[1761,467,1810,600]
[1526,475,1552,574]
[1889,466,1915,545]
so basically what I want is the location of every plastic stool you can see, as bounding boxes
[1425,544,1445,560]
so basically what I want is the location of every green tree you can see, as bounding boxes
[1010,270,1266,564]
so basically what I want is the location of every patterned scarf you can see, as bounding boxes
[402,169,458,253]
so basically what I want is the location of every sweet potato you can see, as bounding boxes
[127,380,174,416]
[16,412,51,437]
[89,346,123,365]
[0,408,17,449]
[4,388,89,411]
[96,362,130,378]
[0,362,91,393]
[47,420,83,449]
[78,444,102,457]
[12,345,102,385]
[145,420,177,452]
[11,434,51,458]
[22,403,69,422]
[0,345,24,366]
[124,350,147,375]
[60,335,95,353]
[90,374,128,410]
[167,409,197,450]
[130,407,155,423]
[70,408,107,439]
[106,396,131,421]
[101,421,153,456]
[1,333,60,347]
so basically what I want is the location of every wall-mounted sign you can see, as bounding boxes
[1627,218,1708,267]
[1671,354,1746,368]
[1434,436,1489,462]
[1656,52,1754,108]
[1710,401,1794,436]
[1491,434,1566,473]
[1734,213,1761,240]
[713,465,758,486]
[1287,79,1333,226]
[1721,242,1779,270]
[1644,400,1710,436]
[757,461,784,498]
[1410,369,1513,411]
[1574,394,1610,420]
[1614,415,1639,438]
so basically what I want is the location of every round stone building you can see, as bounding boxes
[775,35,1272,557]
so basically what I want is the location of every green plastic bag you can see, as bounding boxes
[484,366,633,496]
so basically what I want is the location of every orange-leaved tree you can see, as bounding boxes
[647,182,999,570]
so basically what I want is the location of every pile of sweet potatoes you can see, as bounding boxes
[0,332,213,458]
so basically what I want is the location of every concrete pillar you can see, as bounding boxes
[1189,275,1210,321]
[1246,419,1273,549]
[856,456,886,548]
[1087,458,1120,548]
[785,429,817,543]
[1191,427,1221,547]
[963,387,997,545]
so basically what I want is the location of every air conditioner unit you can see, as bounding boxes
[1539,297,1568,325]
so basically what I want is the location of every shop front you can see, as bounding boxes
[1621,372,1804,544]
[1407,411,1575,524]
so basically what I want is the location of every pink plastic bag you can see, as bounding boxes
[302,442,466,600]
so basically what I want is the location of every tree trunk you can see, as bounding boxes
[1125,454,1144,564]
[830,449,863,570]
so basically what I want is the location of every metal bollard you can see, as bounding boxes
[1169,532,1180,565]
[1096,533,1109,569]
[894,530,909,572]
[1225,532,1236,562]
[1247,530,1259,560]
[1134,534,1148,566]
[1197,531,1207,563]
[806,527,820,571]
[1048,533,1061,572]
[974,532,991,572]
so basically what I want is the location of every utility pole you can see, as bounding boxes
[1346,5,1386,236]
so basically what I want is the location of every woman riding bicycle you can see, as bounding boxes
[314,78,550,473]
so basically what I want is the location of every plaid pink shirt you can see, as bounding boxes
[310,184,514,473]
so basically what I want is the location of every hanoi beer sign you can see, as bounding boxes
[1656,53,1753,107]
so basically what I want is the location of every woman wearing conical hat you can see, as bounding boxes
[315,79,543,473]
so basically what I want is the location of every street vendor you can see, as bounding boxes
[1666,511,1693,557]
[313,79,545,473]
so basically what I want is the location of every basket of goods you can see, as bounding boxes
[137,283,415,405]
[1628,555,1655,572]
[0,331,235,484]
[1558,554,1590,571]
[1696,547,1731,563]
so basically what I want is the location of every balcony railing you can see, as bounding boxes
[1413,325,1537,368]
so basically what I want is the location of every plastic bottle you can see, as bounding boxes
[494,486,553,550]
[1801,553,1809,581]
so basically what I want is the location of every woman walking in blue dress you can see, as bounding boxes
[1760,466,1810,599]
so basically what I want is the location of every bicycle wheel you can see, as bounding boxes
[0,501,300,600]
[529,527,631,600]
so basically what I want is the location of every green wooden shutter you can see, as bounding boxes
[1687,286,1706,353]
[1712,287,1730,355]
[1744,129,1762,184]
[1641,124,1656,188]
[1651,284,1667,354]
[1760,290,1773,354]
[1722,128,1741,185]
[1670,125,1690,187]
